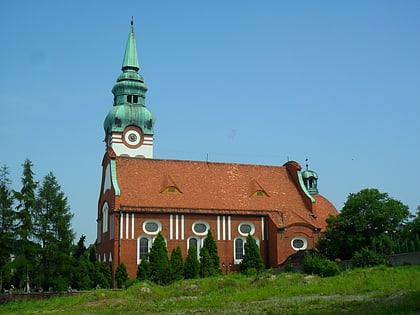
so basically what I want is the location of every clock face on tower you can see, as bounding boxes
[123,127,142,148]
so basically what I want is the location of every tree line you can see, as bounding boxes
[1,161,419,290]
[114,231,265,288]
[0,160,110,292]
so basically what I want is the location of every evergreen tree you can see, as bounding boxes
[137,257,151,281]
[240,235,265,274]
[12,159,38,289]
[90,261,111,289]
[0,165,15,290]
[184,244,199,279]
[115,263,128,288]
[200,230,221,276]
[33,172,75,290]
[74,235,87,260]
[199,247,214,277]
[88,244,97,263]
[169,246,184,282]
[148,232,170,284]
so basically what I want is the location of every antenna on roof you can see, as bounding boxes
[305,158,309,170]
[206,153,209,163]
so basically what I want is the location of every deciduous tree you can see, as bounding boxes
[318,188,410,260]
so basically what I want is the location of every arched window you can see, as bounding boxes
[138,236,152,263]
[102,202,109,233]
[234,238,245,262]
[187,236,200,259]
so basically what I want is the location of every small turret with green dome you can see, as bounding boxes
[302,160,318,195]
[104,19,156,158]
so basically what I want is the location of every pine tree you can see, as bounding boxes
[184,245,199,279]
[169,246,184,282]
[200,230,221,276]
[149,232,170,284]
[137,257,151,281]
[240,234,265,275]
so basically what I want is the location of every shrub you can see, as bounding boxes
[184,245,200,279]
[352,248,387,268]
[137,257,151,281]
[115,263,128,288]
[303,252,340,277]
[240,235,265,275]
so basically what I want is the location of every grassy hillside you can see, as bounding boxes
[1,265,419,314]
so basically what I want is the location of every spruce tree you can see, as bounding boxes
[115,263,128,288]
[169,246,184,282]
[137,257,151,281]
[34,172,75,290]
[199,247,214,277]
[148,232,170,284]
[13,159,38,289]
[200,230,221,276]
[184,244,199,279]
[240,234,265,275]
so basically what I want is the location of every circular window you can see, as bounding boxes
[143,220,161,235]
[238,222,255,236]
[192,222,209,235]
[291,237,307,250]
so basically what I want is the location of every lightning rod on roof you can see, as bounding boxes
[305,158,309,170]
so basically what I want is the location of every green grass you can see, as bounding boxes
[1,265,419,314]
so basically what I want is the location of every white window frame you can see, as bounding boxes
[238,222,255,236]
[291,237,308,251]
[143,220,162,235]
[102,202,109,233]
[192,221,210,236]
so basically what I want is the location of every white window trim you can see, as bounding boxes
[291,237,308,251]
[238,222,255,236]
[137,235,153,265]
[102,202,109,233]
[142,220,162,235]
[192,221,210,236]
[234,237,246,264]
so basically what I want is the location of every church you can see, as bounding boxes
[96,21,338,282]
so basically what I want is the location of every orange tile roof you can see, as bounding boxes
[113,157,338,229]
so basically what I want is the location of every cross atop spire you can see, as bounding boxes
[122,18,139,71]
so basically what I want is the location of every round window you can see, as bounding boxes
[291,237,307,250]
[192,222,209,235]
[238,222,255,236]
[143,220,161,235]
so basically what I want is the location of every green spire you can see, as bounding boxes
[122,18,139,71]
[104,19,155,137]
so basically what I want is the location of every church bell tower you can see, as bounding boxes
[103,20,155,158]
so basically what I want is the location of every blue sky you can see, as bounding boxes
[1,1,419,244]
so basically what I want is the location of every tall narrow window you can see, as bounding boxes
[139,237,150,260]
[102,202,109,233]
[188,237,200,259]
[133,95,138,103]
[235,238,244,260]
